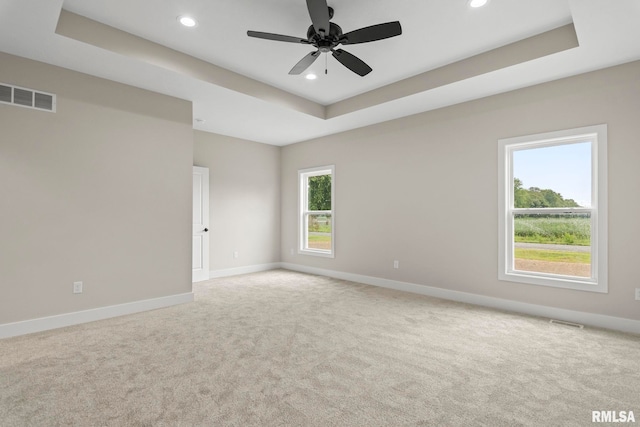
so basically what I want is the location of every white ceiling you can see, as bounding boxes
[1,0,639,145]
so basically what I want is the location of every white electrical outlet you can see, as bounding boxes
[73,281,83,294]
[393,260,399,269]
[233,251,239,259]
[635,288,640,301]
[290,248,294,255]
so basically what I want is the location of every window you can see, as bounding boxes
[299,165,334,257]
[498,125,607,292]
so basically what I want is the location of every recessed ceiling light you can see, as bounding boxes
[178,15,198,28]
[305,73,317,80]
[469,0,488,8]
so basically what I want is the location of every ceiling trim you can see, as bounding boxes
[56,9,578,124]
[327,23,578,118]
[55,9,325,119]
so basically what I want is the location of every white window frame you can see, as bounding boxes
[498,125,607,293]
[299,165,335,258]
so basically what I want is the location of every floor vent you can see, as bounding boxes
[0,83,56,112]
[550,319,584,329]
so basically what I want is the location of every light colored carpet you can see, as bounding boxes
[1,269,639,426]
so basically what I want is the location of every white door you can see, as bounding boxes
[192,166,210,282]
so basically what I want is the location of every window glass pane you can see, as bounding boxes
[307,174,331,210]
[306,214,332,250]
[513,213,591,278]
[513,142,591,208]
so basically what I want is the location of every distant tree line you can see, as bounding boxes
[514,178,580,208]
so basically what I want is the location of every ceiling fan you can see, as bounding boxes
[247,0,402,77]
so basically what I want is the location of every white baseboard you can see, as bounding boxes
[0,292,194,340]
[5,263,637,339]
[209,263,282,279]
[281,263,640,335]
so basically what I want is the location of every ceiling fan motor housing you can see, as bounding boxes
[307,22,343,52]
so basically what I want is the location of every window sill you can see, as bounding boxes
[299,249,334,258]
[499,270,607,293]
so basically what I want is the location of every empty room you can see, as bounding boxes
[1,0,639,425]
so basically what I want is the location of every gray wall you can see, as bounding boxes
[194,132,281,272]
[0,53,194,324]
[281,60,640,322]
[2,49,639,327]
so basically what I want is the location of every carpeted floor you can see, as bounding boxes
[1,269,639,426]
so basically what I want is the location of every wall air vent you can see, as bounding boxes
[0,83,56,112]
[0,85,11,103]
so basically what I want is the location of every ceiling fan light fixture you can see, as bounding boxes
[469,0,489,8]
[305,73,318,80]
[178,15,198,28]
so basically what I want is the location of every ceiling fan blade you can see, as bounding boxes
[289,51,321,75]
[247,31,310,44]
[306,0,330,36]
[341,21,402,45]
[332,49,372,76]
